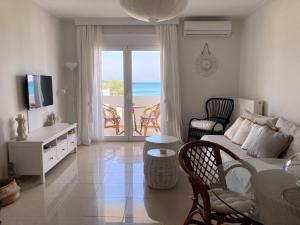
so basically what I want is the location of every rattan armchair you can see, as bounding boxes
[188,98,234,141]
[140,104,161,136]
[103,105,121,135]
[178,140,252,225]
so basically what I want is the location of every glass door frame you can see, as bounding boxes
[102,45,160,141]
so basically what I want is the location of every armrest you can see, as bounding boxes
[211,121,225,133]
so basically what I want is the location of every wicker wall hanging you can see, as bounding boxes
[195,43,218,77]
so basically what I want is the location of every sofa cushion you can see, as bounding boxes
[201,135,248,162]
[224,117,244,140]
[241,123,265,150]
[191,120,223,132]
[241,110,278,129]
[276,117,300,158]
[231,119,252,145]
[246,127,292,158]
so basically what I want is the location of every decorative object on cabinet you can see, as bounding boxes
[45,112,56,126]
[15,114,27,141]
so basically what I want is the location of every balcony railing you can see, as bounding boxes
[103,95,161,137]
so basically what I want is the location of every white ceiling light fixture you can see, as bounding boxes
[119,0,189,23]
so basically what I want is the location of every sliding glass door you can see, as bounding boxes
[101,48,161,140]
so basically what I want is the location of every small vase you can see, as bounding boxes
[15,114,27,141]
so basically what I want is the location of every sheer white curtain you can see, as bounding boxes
[157,24,183,141]
[76,25,103,145]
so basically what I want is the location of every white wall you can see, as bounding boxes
[239,0,300,124]
[0,0,63,176]
[179,21,241,132]
[61,21,242,138]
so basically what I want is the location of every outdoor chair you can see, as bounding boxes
[103,105,121,135]
[140,104,161,136]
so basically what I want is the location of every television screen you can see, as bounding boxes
[25,75,53,110]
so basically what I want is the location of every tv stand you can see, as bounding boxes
[8,123,77,183]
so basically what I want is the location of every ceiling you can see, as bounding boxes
[32,0,268,20]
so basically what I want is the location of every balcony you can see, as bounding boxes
[103,95,160,137]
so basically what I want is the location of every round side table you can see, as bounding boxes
[143,135,181,161]
[144,149,178,189]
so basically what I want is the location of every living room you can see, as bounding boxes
[0,0,300,224]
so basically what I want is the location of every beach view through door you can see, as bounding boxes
[101,50,161,139]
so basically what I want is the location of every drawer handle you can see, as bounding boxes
[62,149,65,151]
[71,141,74,144]
[50,157,54,160]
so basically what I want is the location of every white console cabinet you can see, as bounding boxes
[8,123,77,183]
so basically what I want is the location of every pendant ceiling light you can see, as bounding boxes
[120,0,189,22]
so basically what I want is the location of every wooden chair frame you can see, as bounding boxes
[103,105,121,135]
[178,140,252,225]
[140,104,161,136]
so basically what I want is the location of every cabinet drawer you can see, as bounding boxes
[68,134,77,152]
[57,139,68,160]
[44,147,57,171]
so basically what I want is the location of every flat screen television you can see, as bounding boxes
[25,75,53,110]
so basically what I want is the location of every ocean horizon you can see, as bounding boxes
[132,82,160,96]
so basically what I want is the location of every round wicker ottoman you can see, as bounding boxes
[143,135,181,161]
[144,149,178,189]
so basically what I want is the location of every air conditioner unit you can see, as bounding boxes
[183,21,232,37]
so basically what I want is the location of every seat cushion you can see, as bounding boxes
[191,120,223,132]
[199,188,253,214]
[201,135,249,162]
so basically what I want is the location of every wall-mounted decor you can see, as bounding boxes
[195,43,218,77]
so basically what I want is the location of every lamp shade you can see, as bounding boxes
[120,0,188,22]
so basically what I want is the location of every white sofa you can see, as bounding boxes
[201,116,300,162]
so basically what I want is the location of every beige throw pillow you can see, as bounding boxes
[246,127,292,158]
[241,110,278,129]
[224,117,244,140]
[241,123,264,150]
[231,119,252,145]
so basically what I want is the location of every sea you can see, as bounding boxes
[132,82,160,96]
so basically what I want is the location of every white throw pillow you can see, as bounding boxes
[276,118,300,158]
[231,119,252,145]
[241,123,264,150]
[224,117,244,140]
[246,127,292,158]
[241,110,278,129]
[282,126,300,158]
[276,117,295,135]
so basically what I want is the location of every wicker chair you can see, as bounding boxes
[140,104,161,136]
[103,105,121,135]
[178,141,252,225]
[188,98,234,141]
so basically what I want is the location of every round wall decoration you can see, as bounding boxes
[195,43,218,77]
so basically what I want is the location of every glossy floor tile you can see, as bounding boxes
[0,142,194,225]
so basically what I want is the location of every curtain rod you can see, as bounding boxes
[75,18,180,26]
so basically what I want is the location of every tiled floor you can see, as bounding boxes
[0,142,193,225]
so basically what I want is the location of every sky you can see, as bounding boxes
[101,51,160,83]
